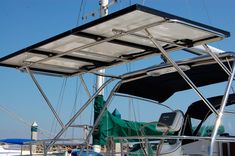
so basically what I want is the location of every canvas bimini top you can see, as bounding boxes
[0,4,230,76]
[116,52,235,103]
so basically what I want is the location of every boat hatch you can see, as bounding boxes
[0,4,230,76]
[116,52,235,103]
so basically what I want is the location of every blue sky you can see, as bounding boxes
[0,0,235,140]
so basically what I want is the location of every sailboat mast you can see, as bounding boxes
[92,0,109,153]
[96,0,109,95]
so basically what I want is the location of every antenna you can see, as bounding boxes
[82,0,119,20]
[100,0,109,16]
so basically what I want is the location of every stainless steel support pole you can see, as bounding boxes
[112,137,114,156]
[209,61,235,156]
[26,67,65,128]
[203,44,231,76]
[112,135,235,141]
[120,139,123,156]
[78,81,122,156]
[145,138,149,156]
[79,75,91,98]
[46,78,115,150]
[21,145,22,156]
[30,142,32,156]
[144,29,218,115]
[43,142,47,156]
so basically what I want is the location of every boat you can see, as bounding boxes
[0,1,235,156]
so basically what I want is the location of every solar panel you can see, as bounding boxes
[0,4,230,76]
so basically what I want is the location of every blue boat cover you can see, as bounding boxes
[72,150,102,156]
[0,138,33,145]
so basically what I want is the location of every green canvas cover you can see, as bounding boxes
[93,95,166,145]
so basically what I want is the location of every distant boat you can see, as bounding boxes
[0,139,31,156]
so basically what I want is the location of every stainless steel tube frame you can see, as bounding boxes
[79,75,92,98]
[26,67,65,128]
[203,44,231,76]
[111,135,235,142]
[20,19,168,70]
[78,81,122,156]
[144,29,218,115]
[209,60,235,156]
[46,77,116,151]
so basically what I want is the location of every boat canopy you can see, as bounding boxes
[0,138,33,145]
[0,4,229,76]
[186,94,235,121]
[182,94,235,144]
[116,52,235,103]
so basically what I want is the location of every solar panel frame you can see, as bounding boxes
[0,4,230,76]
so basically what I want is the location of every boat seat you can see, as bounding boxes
[157,110,184,132]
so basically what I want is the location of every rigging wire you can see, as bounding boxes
[201,0,222,49]
[89,96,94,127]
[49,78,67,137]
[200,1,234,99]
[142,0,145,5]
[125,63,142,140]
[201,0,212,25]
[82,0,88,19]
[125,63,132,121]
[201,0,233,96]
[70,76,82,139]
[0,104,53,138]
[76,0,85,26]
[184,0,193,19]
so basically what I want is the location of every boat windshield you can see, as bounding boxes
[183,94,235,137]
[195,104,235,137]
